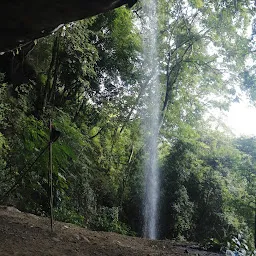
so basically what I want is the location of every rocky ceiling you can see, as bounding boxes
[1,0,134,53]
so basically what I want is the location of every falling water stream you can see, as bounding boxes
[142,0,160,240]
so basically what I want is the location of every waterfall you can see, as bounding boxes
[142,0,160,240]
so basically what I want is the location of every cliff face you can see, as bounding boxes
[0,0,129,52]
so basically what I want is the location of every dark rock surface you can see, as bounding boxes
[0,0,130,52]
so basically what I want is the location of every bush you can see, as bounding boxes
[54,207,85,226]
[90,206,135,236]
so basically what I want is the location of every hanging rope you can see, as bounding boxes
[0,125,61,204]
[0,143,50,203]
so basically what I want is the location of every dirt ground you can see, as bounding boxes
[0,206,223,256]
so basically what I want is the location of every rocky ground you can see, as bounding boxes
[0,206,223,256]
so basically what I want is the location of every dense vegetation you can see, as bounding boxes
[1,0,256,253]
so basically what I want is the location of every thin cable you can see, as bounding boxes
[0,142,50,203]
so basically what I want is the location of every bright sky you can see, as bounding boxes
[207,93,256,137]
[225,99,256,136]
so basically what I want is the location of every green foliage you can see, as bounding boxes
[90,206,135,235]
[206,232,256,255]
[0,0,255,247]
[159,130,256,246]
[54,207,85,227]
[227,233,256,255]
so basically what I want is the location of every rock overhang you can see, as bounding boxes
[0,0,136,52]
